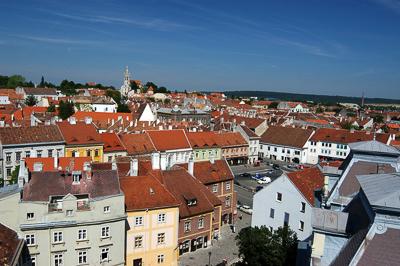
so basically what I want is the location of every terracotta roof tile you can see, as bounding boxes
[311,128,390,144]
[186,131,221,148]
[57,121,103,146]
[100,133,126,152]
[146,129,191,151]
[119,133,156,155]
[260,126,313,148]
[287,167,324,205]
[24,157,91,172]
[0,125,64,145]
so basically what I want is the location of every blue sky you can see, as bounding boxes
[0,0,399,98]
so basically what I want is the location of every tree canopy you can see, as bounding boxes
[236,226,298,266]
[268,102,279,109]
[58,100,75,120]
[24,95,37,106]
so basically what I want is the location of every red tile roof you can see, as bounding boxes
[179,160,234,184]
[216,132,247,147]
[25,157,91,172]
[72,111,132,123]
[146,129,191,151]
[287,167,324,205]
[22,170,121,201]
[260,126,313,148]
[310,128,390,144]
[0,125,64,145]
[186,131,221,148]
[119,133,156,155]
[100,133,126,152]
[160,167,221,218]
[120,175,180,211]
[57,121,103,146]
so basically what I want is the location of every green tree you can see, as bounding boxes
[47,103,56,112]
[39,76,45,87]
[268,101,279,109]
[374,115,384,124]
[106,89,121,105]
[316,106,324,113]
[0,75,9,87]
[10,165,20,185]
[236,226,298,266]
[117,103,130,113]
[25,95,37,106]
[7,75,26,87]
[60,79,77,95]
[58,100,75,120]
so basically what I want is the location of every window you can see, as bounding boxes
[198,217,204,229]
[72,150,77,157]
[95,149,99,157]
[53,231,63,243]
[78,229,87,240]
[212,184,218,193]
[301,202,306,213]
[108,156,112,162]
[37,150,42,158]
[16,152,21,162]
[86,150,91,157]
[104,206,110,213]
[157,233,165,245]
[284,212,290,227]
[101,226,110,238]
[25,151,30,158]
[27,212,34,220]
[6,167,11,177]
[31,257,36,266]
[294,151,300,155]
[135,216,143,226]
[78,250,87,265]
[54,253,63,266]
[101,248,109,262]
[276,192,282,202]
[299,221,304,231]
[157,254,165,263]
[72,174,80,183]
[66,210,73,217]
[134,236,143,248]
[184,221,191,232]
[5,153,11,163]
[25,234,35,246]
[158,213,166,223]
[57,149,62,156]
[225,196,231,207]
[226,181,231,191]
[48,149,53,157]
[270,208,275,218]
[274,147,277,152]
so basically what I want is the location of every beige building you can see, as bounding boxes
[0,162,126,266]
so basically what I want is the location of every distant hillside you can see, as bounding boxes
[223,90,400,105]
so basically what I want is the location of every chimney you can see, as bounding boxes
[69,116,76,125]
[151,152,160,170]
[54,154,58,170]
[18,159,29,188]
[160,153,167,171]
[84,116,92,124]
[83,162,92,179]
[210,153,215,164]
[112,161,117,170]
[188,156,194,175]
[130,158,138,176]
[323,176,329,198]
[33,162,43,172]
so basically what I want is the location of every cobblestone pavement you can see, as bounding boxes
[178,211,251,266]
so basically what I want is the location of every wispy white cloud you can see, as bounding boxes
[13,35,102,45]
[38,9,198,31]
[273,38,337,58]
[372,0,400,14]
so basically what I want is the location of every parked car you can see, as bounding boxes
[287,164,297,169]
[240,205,253,214]
[240,172,251,178]
[257,177,271,184]
[255,185,264,192]
[273,164,280,170]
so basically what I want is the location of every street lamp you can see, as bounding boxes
[208,251,212,266]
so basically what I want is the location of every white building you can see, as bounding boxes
[16,87,58,101]
[0,125,65,185]
[0,95,10,104]
[252,167,324,240]
[91,97,117,113]
[259,126,314,164]
[0,166,126,266]
[235,124,260,164]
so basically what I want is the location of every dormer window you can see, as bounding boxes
[72,171,82,184]
[187,198,197,206]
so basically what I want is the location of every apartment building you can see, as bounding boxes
[100,133,127,162]
[0,164,126,266]
[186,131,222,162]
[216,132,248,165]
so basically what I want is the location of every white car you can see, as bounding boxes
[257,177,271,184]
[240,205,253,215]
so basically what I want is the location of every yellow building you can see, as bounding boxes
[120,175,180,266]
[57,120,104,162]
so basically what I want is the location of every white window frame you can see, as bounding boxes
[101,226,110,238]
[54,253,63,266]
[104,206,110,213]
[134,235,143,248]
[184,220,191,232]
[27,212,35,220]
[53,231,63,243]
[100,247,109,262]
[78,229,87,241]
[276,192,282,202]
[299,220,304,231]
[212,184,218,193]
[135,216,143,226]
[158,213,166,224]
[78,250,87,265]
[225,181,231,191]
[157,254,165,263]
[25,234,35,246]
[301,202,306,213]
[198,217,204,229]
[157,232,165,245]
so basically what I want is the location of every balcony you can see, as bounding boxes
[48,200,91,213]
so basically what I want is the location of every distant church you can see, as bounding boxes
[120,66,131,97]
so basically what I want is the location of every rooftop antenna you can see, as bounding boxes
[361,90,365,108]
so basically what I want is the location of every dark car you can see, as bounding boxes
[240,172,252,178]
[255,185,264,192]
[273,164,280,170]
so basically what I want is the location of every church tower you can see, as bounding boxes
[120,66,131,97]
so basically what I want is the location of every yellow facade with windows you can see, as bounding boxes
[126,207,179,266]
[193,147,222,162]
[65,145,104,162]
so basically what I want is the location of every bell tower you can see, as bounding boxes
[120,66,131,97]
